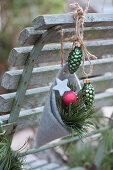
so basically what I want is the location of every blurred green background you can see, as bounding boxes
[0,0,65,93]
[0,0,65,62]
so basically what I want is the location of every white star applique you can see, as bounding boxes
[53,78,71,96]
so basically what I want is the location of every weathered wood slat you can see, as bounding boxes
[37,163,60,170]
[24,156,48,169]
[19,27,45,46]
[55,166,69,170]
[95,91,113,109]
[8,40,113,67]
[24,159,48,169]
[32,13,113,30]
[24,156,39,166]
[7,27,59,144]
[19,26,113,45]
[1,65,60,90]
[24,156,37,164]
[23,156,77,170]
[1,74,113,112]
[81,73,113,93]
[0,87,50,112]
[2,58,113,90]
[0,91,113,130]
[70,168,83,170]
[0,107,44,130]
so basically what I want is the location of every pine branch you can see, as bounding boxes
[56,83,95,136]
[0,123,24,169]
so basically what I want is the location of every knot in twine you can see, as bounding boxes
[66,1,97,77]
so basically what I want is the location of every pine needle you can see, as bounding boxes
[56,83,95,137]
[0,124,24,170]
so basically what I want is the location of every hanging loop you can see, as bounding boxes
[60,26,64,67]
[66,0,97,77]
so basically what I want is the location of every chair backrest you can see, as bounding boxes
[0,13,113,135]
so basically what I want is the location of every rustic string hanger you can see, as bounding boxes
[60,0,97,77]
[60,26,64,66]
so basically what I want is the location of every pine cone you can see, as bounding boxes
[68,46,82,74]
[82,82,95,107]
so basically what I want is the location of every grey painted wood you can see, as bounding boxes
[81,73,113,93]
[7,27,58,144]
[24,156,37,164]
[2,58,113,90]
[23,157,70,170]
[8,46,32,67]
[0,86,49,112]
[24,161,48,170]
[32,13,113,30]
[95,91,113,108]
[36,163,60,170]
[1,65,61,89]
[55,166,69,170]
[24,159,48,169]
[70,168,83,170]
[33,166,69,170]
[19,27,45,46]
[1,73,113,112]
[0,107,44,130]
[19,26,113,45]
[0,91,113,131]
[8,40,113,67]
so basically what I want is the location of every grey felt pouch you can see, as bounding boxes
[34,63,81,148]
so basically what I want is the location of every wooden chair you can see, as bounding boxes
[0,13,113,169]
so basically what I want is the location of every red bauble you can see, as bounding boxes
[62,91,78,106]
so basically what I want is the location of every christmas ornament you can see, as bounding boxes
[34,63,81,147]
[53,78,70,96]
[82,79,95,107]
[68,46,82,74]
[56,78,95,135]
[62,91,78,106]
[35,1,96,148]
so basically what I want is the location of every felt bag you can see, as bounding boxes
[34,63,81,148]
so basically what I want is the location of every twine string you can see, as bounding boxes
[66,0,97,77]
[60,26,64,66]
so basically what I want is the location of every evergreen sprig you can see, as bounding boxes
[0,124,24,170]
[0,150,24,170]
[56,83,95,136]
[10,152,24,170]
